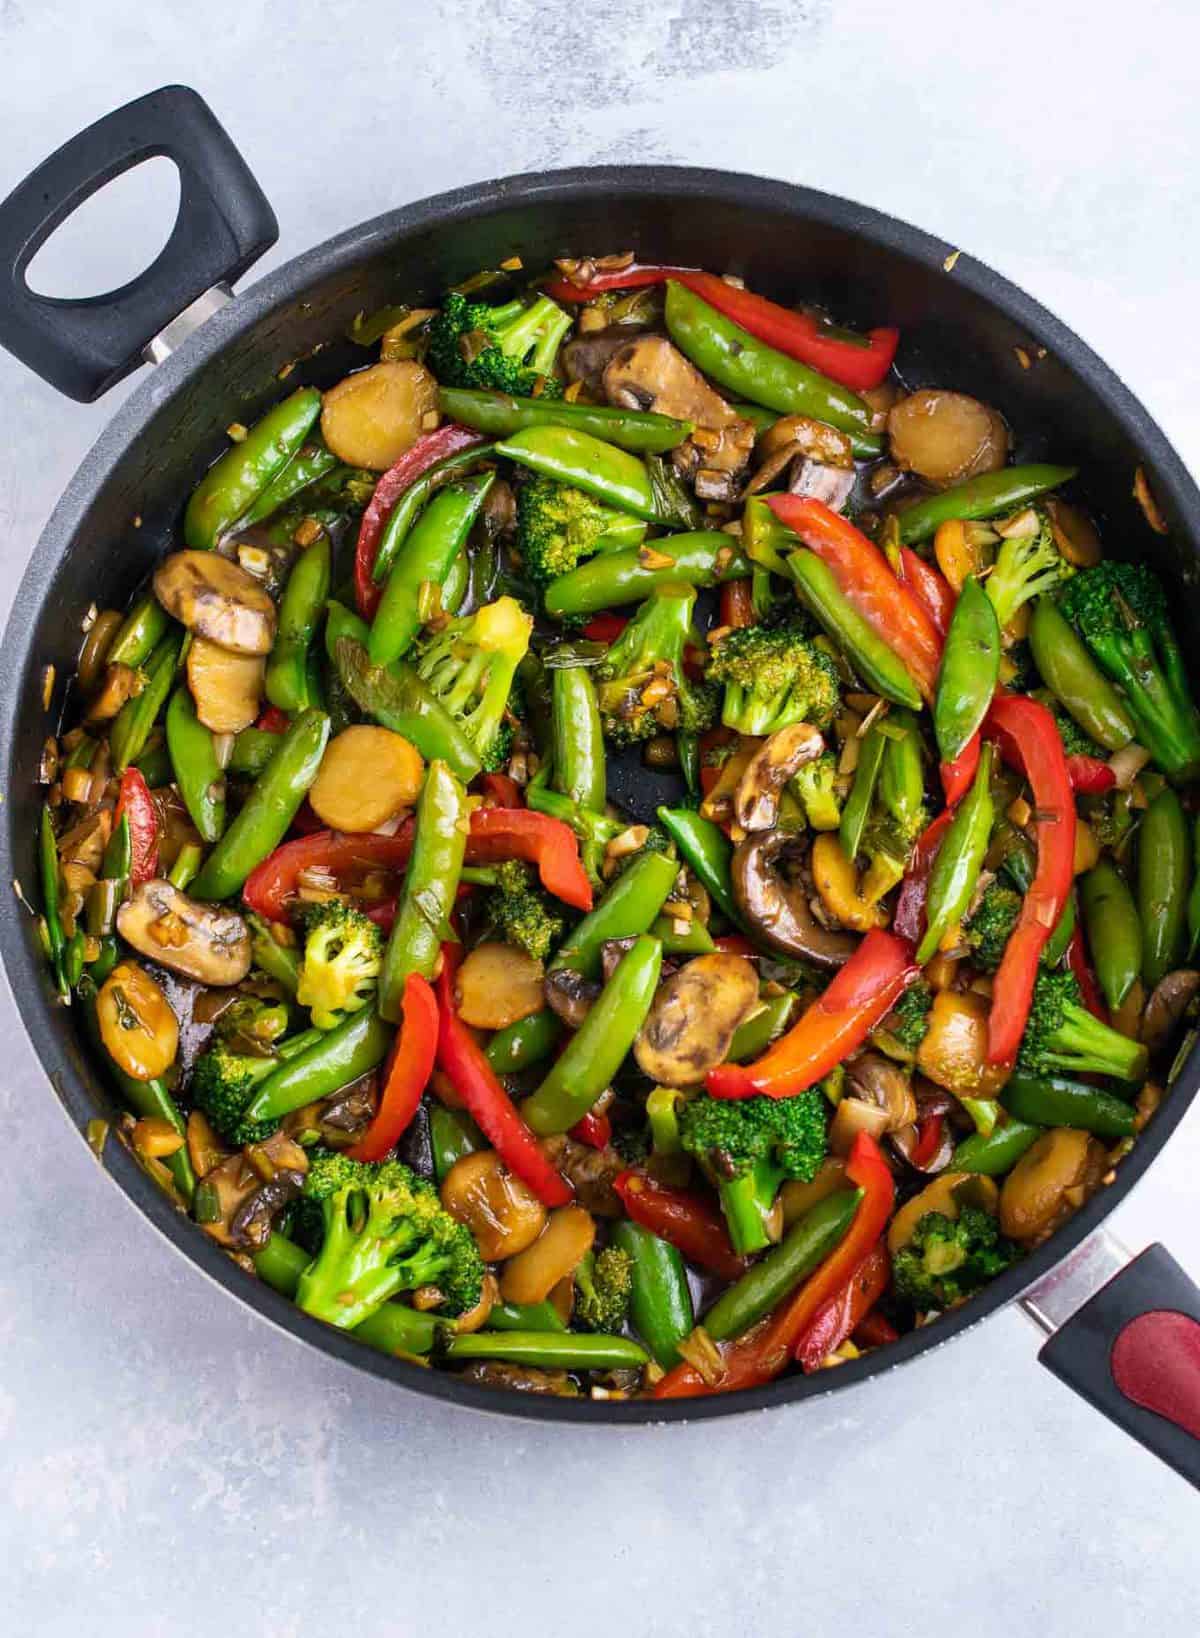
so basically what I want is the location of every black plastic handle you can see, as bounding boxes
[1039,1244,1200,1490]
[0,85,277,401]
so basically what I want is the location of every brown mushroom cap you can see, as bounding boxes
[117,879,252,986]
[731,831,858,967]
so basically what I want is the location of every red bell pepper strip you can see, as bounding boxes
[655,1132,895,1398]
[569,1109,612,1150]
[114,767,160,886]
[983,694,1077,1065]
[794,1241,891,1373]
[346,973,438,1161]
[1067,925,1110,1023]
[893,808,955,945]
[711,933,757,959]
[353,424,485,619]
[542,266,899,392]
[706,929,920,1100]
[720,578,756,630]
[613,1170,748,1283]
[465,808,593,912]
[909,1112,945,1171]
[940,730,981,806]
[853,1309,900,1348]
[435,948,572,1207]
[581,611,629,643]
[254,705,290,735]
[898,546,954,637]
[480,772,522,809]
[1066,753,1116,796]
[242,827,416,921]
[766,496,942,702]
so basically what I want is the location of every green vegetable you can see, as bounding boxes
[918,743,994,965]
[426,292,571,397]
[1138,787,1191,987]
[485,859,564,962]
[877,981,933,1055]
[964,881,1023,974]
[707,617,840,736]
[191,1027,323,1145]
[515,473,646,585]
[378,758,468,1021]
[39,803,67,996]
[266,534,332,711]
[595,585,718,745]
[484,1009,564,1075]
[934,574,1000,761]
[247,912,300,995]
[893,1207,1019,1310]
[242,439,340,525]
[789,549,921,709]
[244,1006,393,1122]
[727,993,801,1063]
[184,387,323,550]
[1028,597,1135,752]
[840,720,887,863]
[296,1151,484,1327]
[110,630,184,772]
[573,1246,634,1332]
[609,1219,694,1369]
[438,386,691,452]
[548,844,678,979]
[657,806,741,929]
[106,593,170,669]
[430,1105,484,1184]
[331,621,481,782]
[703,1188,863,1341]
[543,531,748,618]
[253,1232,440,1356]
[442,1331,648,1370]
[192,709,331,901]
[297,899,385,1029]
[897,465,1077,545]
[486,1300,567,1333]
[1079,859,1142,1011]
[1002,1072,1136,1138]
[951,1120,1042,1176]
[985,513,1073,632]
[679,1089,828,1255]
[1017,969,1148,1082]
[410,595,532,773]
[369,472,495,667]
[165,685,225,844]
[791,751,842,830]
[550,659,606,815]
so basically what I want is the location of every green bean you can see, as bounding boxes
[934,575,1001,763]
[245,1006,393,1121]
[551,662,606,813]
[485,1301,567,1333]
[951,1119,1042,1175]
[917,744,994,965]
[369,472,494,666]
[168,842,204,892]
[1028,598,1135,752]
[243,440,339,525]
[38,803,67,994]
[248,914,300,995]
[727,993,800,1062]
[789,549,922,709]
[485,1010,564,1074]
[549,847,679,978]
[378,759,467,1021]
[544,531,747,618]
[253,1234,439,1355]
[1002,1073,1136,1138]
[429,1104,484,1183]
[228,726,283,779]
[442,1331,647,1370]
[656,806,740,928]
[165,686,225,843]
[106,593,170,669]
[840,721,887,862]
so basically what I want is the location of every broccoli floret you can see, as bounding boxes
[190,1028,319,1147]
[985,512,1074,632]
[1018,969,1149,1082]
[426,291,571,397]
[515,474,644,586]
[893,1207,1018,1311]
[878,981,933,1054]
[1044,699,1103,759]
[1058,559,1200,781]
[574,1246,633,1332]
[1000,636,1039,693]
[486,859,564,962]
[607,824,675,883]
[214,994,290,1049]
[707,619,841,736]
[412,595,533,772]
[679,1090,827,1254]
[296,1151,484,1327]
[296,900,384,1031]
[790,750,842,830]
[594,586,718,746]
[964,882,1023,974]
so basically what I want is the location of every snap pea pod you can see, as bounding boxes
[266,534,332,711]
[106,593,170,669]
[378,759,468,1021]
[918,743,994,964]
[39,803,68,995]
[727,993,801,1062]
[1002,1072,1136,1139]
[134,739,173,788]
[485,1009,564,1074]
[840,720,887,862]
[549,846,679,978]
[1079,859,1142,1011]
[242,439,340,526]
[429,1105,484,1183]
[110,630,184,772]
[253,1234,439,1355]
[879,709,925,837]
[663,280,881,458]
[191,708,330,901]
[1028,598,1135,752]
[657,806,741,929]
[609,1219,694,1369]
[651,913,716,955]
[369,472,494,666]
[495,424,663,521]
[437,387,692,453]
[184,387,323,550]
[896,464,1078,545]
[551,662,606,814]
[228,726,283,779]
[245,1005,393,1121]
[544,531,748,618]
[165,686,225,843]
[443,1330,648,1370]
[1189,815,1200,960]
[370,441,497,585]
[523,936,663,1135]
[789,549,922,709]
[441,545,469,618]
[486,1301,567,1333]
[702,1188,863,1342]
[79,980,195,1201]
[249,914,300,995]
[330,617,481,783]
[951,1118,1041,1175]
[1138,787,1190,987]
[934,574,1000,763]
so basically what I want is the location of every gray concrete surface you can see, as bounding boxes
[1,2,1198,1633]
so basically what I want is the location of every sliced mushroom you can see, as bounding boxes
[732,830,858,967]
[117,879,252,985]
[999,1128,1106,1245]
[153,550,277,656]
[603,334,755,479]
[201,1130,308,1247]
[1141,969,1200,1057]
[747,414,855,510]
[563,328,643,396]
[538,1133,624,1217]
[634,953,760,1086]
[887,389,1009,488]
[229,1167,307,1251]
[845,1051,918,1131]
[86,662,142,722]
[734,723,825,832]
[544,966,600,1029]
[186,638,265,734]
[459,1361,580,1397]
[887,1171,999,1257]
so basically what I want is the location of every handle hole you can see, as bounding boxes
[25,156,181,300]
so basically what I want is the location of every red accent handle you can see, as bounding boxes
[1111,1311,1200,1441]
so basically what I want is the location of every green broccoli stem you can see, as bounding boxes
[718,1161,784,1255]
[1041,1000,1148,1083]
[253,1234,439,1355]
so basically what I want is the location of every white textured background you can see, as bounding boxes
[2,3,1198,1633]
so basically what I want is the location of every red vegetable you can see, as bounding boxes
[242,828,416,921]
[893,808,955,945]
[983,694,1076,1064]
[940,730,981,806]
[706,929,920,1101]
[346,973,438,1161]
[581,612,629,643]
[852,1309,900,1348]
[613,1170,748,1283]
[254,706,290,735]
[766,496,942,702]
[794,1242,891,1373]
[114,767,159,887]
[898,546,954,637]
[655,1132,894,1398]
[1067,925,1110,1024]
[542,266,899,392]
[465,808,593,912]
[480,772,522,809]
[435,947,572,1208]
[1066,753,1116,796]
[711,933,757,959]
[909,1112,945,1172]
[353,424,485,618]
[569,1109,612,1149]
